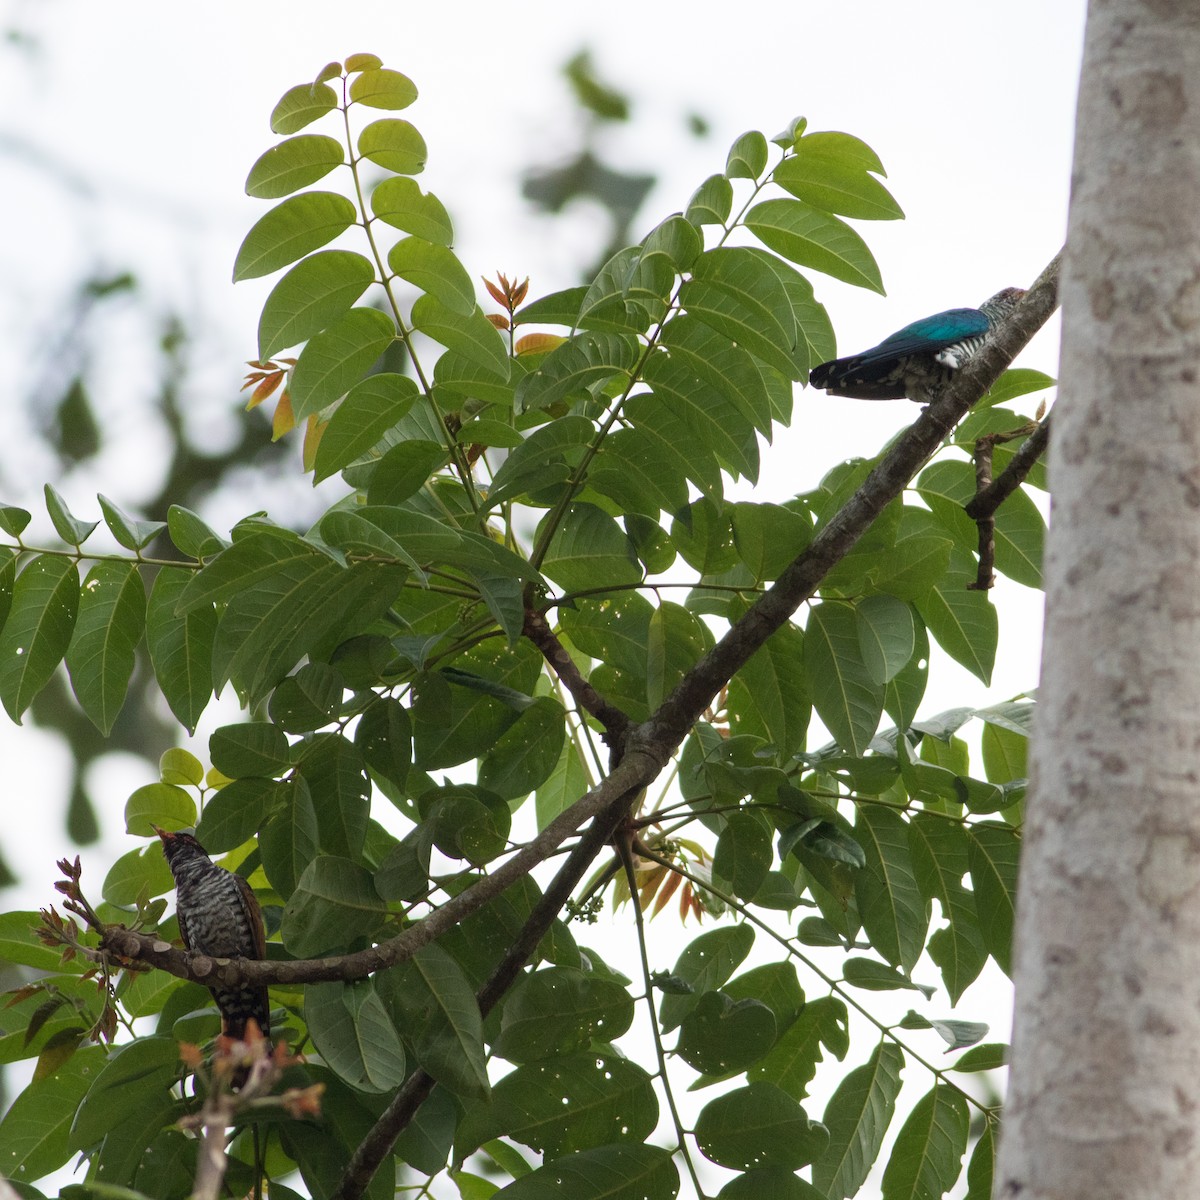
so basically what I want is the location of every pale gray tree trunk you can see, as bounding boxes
[996,2,1200,1197]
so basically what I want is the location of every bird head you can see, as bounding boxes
[153,826,210,868]
[981,287,1026,315]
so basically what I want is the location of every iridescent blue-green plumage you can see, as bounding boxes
[809,287,1025,401]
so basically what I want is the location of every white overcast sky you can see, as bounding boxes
[0,4,1086,1180]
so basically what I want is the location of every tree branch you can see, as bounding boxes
[523,606,630,744]
[964,414,1052,520]
[98,749,664,988]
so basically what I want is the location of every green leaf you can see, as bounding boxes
[260,777,320,899]
[103,844,173,905]
[97,496,166,551]
[0,911,86,972]
[378,942,490,1099]
[305,980,407,1093]
[367,440,448,506]
[270,81,339,134]
[749,248,837,379]
[966,1122,997,1200]
[349,68,418,110]
[69,1037,180,1149]
[355,695,412,791]
[370,177,453,244]
[917,459,1044,588]
[981,718,1027,785]
[488,415,595,509]
[0,504,31,537]
[495,967,634,1063]
[514,331,639,414]
[44,485,97,545]
[411,294,510,378]
[659,924,755,1033]
[908,815,987,1004]
[388,236,476,314]
[880,1083,969,1200]
[662,317,775,439]
[713,813,773,900]
[312,369,420,482]
[856,595,915,685]
[65,562,145,735]
[685,173,734,226]
[975,367,1055,411]
[717,1169,828,1200]
[646,602,713,709]
[843,958,934,996]
[281,855,387,957]
[750,995,849,1101]
[854,806,928,973]
[728,623,809,758]
[0,1046,106,1180]
[726,130,769,180]
[965,822,1019,977]
[515,286,587,327]
[194,777,277,853]
[746,198,884,293]
[166,506,228,561]
[813,1042,905,1200]
[535,739,592,831]
[269,661,345,732]
[124,781,196,836]
[696,1082,826,1170]
[289,306,396,421]
[209,722,290,777]
[951,1043,1008,1073]
[914,546,998,684]
[0,554,80,723]
[643,350,760,484]
[421,784,510,866]
[297,733,370,859]
[358,118,427,174]
[774,136,904,221]
[537,503,642,595]
[257,250,376,360]
[677,992,777,1075]
[680,248,804,380]
[146,567,216,735]
[456,1051,657,1158]
[928,1019,988,1050]
[489,1145,677,1200]
[233,191,357,282]
[874,508,952,601]
[245,134,344,199]
[804,601,884,755]
[477,696,566,801]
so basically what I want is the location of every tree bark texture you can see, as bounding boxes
[997,2,1200,1197]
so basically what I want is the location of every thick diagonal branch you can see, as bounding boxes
[636,250,1063,754]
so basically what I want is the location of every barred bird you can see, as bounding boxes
[156,828,270,1043]
[809,287,1025,401]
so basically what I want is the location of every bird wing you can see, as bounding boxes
[175,906,193,952]
[232,874,267,959]
[866,308,990,362]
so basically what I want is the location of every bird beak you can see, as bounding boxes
[152,825,173,841]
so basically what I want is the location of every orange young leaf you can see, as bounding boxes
[515,332,567,356]
[651,867,683,918]
[482,276,509,308]
[485,313,510,330]
[303,414,327,472]
[272,394,296,440]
